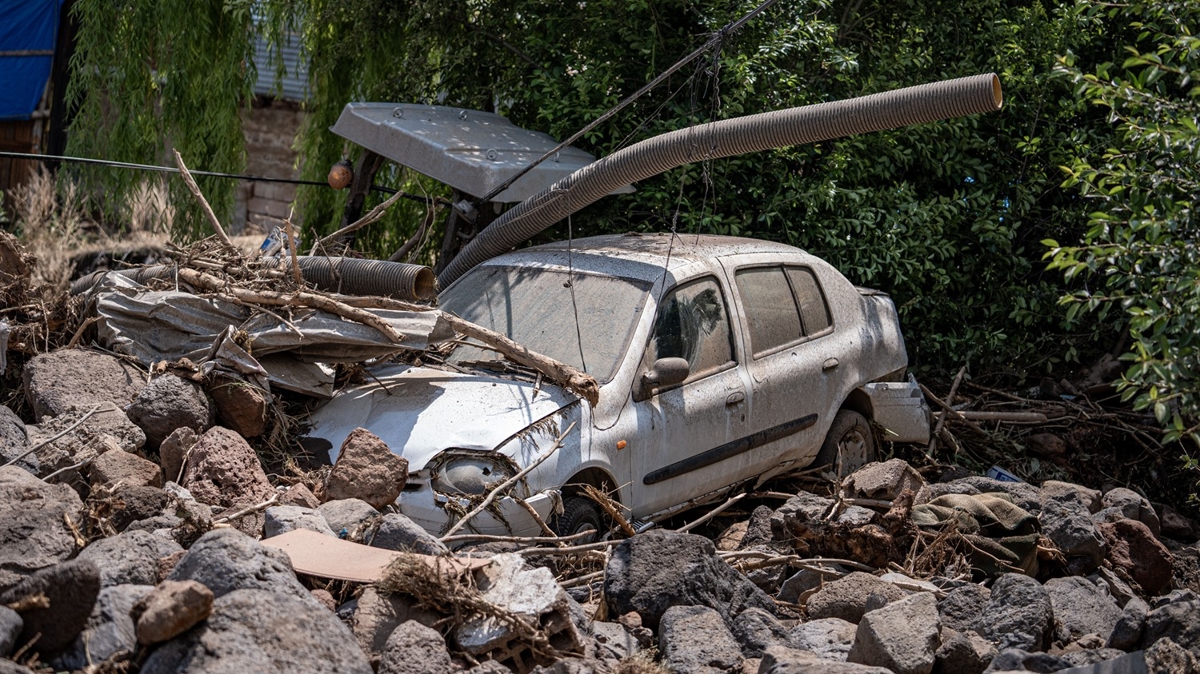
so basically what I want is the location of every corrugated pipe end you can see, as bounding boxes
[989,73,1004,109]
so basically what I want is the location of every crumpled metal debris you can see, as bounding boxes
[87,272,453,397]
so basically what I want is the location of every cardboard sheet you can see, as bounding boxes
[261,529,488,583]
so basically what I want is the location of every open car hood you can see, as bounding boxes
[303,364,577,469]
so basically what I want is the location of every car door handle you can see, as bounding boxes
[823,357,840,371]
[725,391,745,406]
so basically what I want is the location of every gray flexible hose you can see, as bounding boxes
[71,256,437,301]
[438,73,1003,287]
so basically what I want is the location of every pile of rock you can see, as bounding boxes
[2,346,1200,674]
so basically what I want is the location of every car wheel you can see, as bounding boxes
[552,496,604,542]
[815,409,877,478]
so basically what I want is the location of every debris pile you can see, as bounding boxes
[2,235,1200,674]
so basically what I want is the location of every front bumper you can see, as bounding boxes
[399,479,558,542]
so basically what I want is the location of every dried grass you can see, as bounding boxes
[7,168,171,293]
[613,649,670,674]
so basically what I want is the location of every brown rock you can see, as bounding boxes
[1162,505,1200,543]
[159,426,198,484]
[280,483,321,509]
[1027,433,1068,460]
[135,579,215,645]
[311,588,337,612]
[716,521,749,551]
[323,428,408,509]
[157,550,186,583]
[22,349,145,421]
[1099,519,1173,595]
[89,448,164,489]
[181,427,275,508]
[207,376,269,438]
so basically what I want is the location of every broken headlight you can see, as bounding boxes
[429,451,518,495]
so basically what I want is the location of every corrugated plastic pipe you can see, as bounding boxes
[71,256,437,301]
[438,73,1003,288]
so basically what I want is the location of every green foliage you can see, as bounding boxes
[67,0,258,234]
[1047,1,1200,446]
[67,0,1164,378]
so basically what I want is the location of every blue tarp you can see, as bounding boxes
[0,0,64,121]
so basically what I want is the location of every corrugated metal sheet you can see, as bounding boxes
[252,31,308,101]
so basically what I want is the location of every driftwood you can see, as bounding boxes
[172,151,235,250]
[957,411,1049,423]
[337,295,602,406]
[441,422,577,539]
[312,188,407,251]
[174,268,407,344]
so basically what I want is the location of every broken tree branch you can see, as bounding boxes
[929,365,966,451]
[920,383,987,435]
[214,494,280,525]
[388,203,438,262]
[175,268,406,343]
[284,210,303,286]
[172,150,234,249]
[441,421,577,539]
[337,295,601,406]
[581,484,637,538]
[956,411,1049,423]
[313,188,407,251]
[4,404,102,468]
[677,492,746,533]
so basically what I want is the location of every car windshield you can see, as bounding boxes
[439,265,652,384]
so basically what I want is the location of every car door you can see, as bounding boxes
[722,258,838,474]
[629,274,751,516]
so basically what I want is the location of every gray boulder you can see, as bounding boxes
[109,484,173,531]
[0,406,34,474]
[1044,576,1121,643]
[0,559,101,658]
[27,402,146,471]
[602,529,775,631]
[0,606,20,657]
[378,620,453,674]
[53,583,153,671]
[368,513,448,556]
[77,529,182,588]
[140,588,372,674]
[659,605,743,674]
[318,498,380,538]
[731,606,793,658]
[975,574,1054,652]
[759,644,893,674]
[0,465,85,589]
[932,628,995,674]
[1039,480,1102,514]
[125,374,214,450]
[1059,648,1126,669]
[1145,638,1200,673]
[982,648,1070,673]
[848,591,941,674]
[264,505,336,538]
[938,583,991,633]
[166,528,312,603]
[1039,495,1107,574]
[1140,599,1200,658]
[789,618,857,661]
[806,571,907,623]
[1102,487,1161,535]
[1107,596,1149,651]
[21,349,144,421]
[351,587,441,665]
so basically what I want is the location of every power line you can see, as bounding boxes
[475,0,783,204]
[0,151,443,204]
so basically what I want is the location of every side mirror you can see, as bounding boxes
[640,357,690,397]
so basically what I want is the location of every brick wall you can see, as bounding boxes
[234,97,306,234]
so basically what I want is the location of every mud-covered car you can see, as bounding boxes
[304,232,929,538]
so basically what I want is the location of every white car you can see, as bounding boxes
[304,232,929,538]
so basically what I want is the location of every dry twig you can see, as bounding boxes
[172,150,234,249]
[441,422,577,539]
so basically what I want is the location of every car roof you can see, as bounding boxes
[474,232,809,283]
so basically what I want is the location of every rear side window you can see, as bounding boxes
[787,267,832,335]
[648,277,735,379]
[735,267,803,357]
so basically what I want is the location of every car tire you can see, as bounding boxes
[815,409,877,478]
[552,496,605,542]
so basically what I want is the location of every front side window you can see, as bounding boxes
[647,277,734,380]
